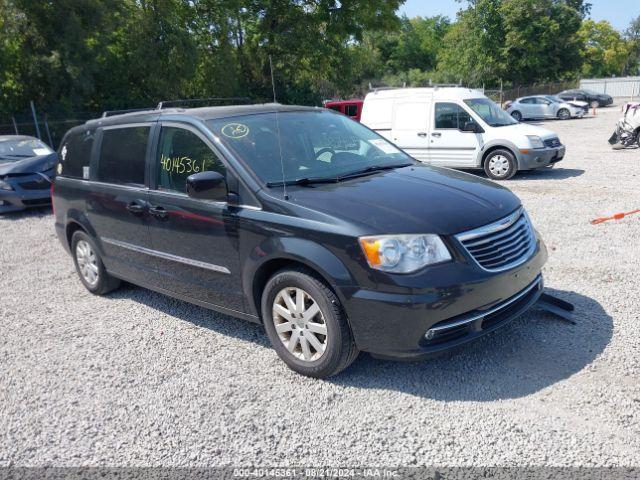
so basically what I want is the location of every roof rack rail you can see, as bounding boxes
[101,107,154,118]
[368,82,464,92]
[156,97,252,110]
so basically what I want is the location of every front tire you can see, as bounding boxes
[557,108,571,120]
[71,231,121,295]
[261,268,358,378]
[511,111,522,122]
[484,149,517,180]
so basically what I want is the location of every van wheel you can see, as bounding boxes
[71,231,121,295]
[511,111,522,122]
[557,108,570,120]
[484,149,517,180]
[261,268,358,378]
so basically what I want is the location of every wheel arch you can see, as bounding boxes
[243,238,355,322]
[481,144,518,168]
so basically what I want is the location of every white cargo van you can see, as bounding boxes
[360,87,566,180]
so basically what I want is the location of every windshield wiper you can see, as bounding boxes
[336,163,412,181]
[266,176,340,187]
[266,163,412,187]
[3,154,32,158]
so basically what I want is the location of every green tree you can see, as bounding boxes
[578,19,632,78]
[438,0,583,85]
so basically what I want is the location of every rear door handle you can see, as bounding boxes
[431,132,442,138]
[126,202,146,214]
[417,132,428,137]
[149,205,168,219]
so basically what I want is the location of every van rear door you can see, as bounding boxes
[390,99,431,163]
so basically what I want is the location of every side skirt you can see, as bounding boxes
[108,270,261,324]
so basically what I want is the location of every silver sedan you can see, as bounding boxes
[506,95,587,121]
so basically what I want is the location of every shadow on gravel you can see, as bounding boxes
[513,168,585,180]
[463,168,585,182]
[0,206,52,220]
[331,288,613,401]
[108,283,270,347]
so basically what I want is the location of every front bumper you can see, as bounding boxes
[518,146,565,170]
[0,173,52,213]
[341,235,548,360]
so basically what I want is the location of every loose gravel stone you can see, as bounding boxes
[0,106,638,467]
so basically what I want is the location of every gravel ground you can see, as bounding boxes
[1,105,639,468]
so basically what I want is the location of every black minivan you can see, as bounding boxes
[53,104,547,378]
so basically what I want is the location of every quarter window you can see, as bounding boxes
[59,130,94,179]
[156,127,226,194]
[434,103,473,130]
[97,126,149,185]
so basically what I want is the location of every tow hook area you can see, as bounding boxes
[536,292,576,325]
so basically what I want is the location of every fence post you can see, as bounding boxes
[499,79,503,106]
[11,116,19,134]
[30,101,42,140]
[44,114,53,148]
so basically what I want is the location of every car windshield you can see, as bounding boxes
[0,138,52,162]
[207,110,413,185]
[464,98,517,127]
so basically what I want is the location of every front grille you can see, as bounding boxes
[544,137,561,148]
[456,208,536,271]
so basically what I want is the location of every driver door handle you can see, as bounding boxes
[149,205,168,219]
[126,201,146,214]
[417,132,428,137]
[431,132,441,138]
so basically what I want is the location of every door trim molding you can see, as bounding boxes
[101,237,231,274]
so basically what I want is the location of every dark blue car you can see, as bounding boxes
[0,135,57,213]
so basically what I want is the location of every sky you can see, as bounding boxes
[398,0,640,32]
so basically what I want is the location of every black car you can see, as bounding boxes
[557,89,613,108]
[52,104,547,378]
[0,135,57,213]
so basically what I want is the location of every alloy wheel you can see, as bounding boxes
[272,287,328,362]
[76,240,99,286]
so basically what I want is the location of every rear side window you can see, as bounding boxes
[156,127,226,194]
[434,103,473,130]
[520,98,535,104]
[97,126,149,185]
[59,130,94,179]
[344,104,358,117]
[327,105,342,113]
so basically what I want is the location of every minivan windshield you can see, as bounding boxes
[0,138,52,162]
[464,98,518,127]
[208,110,413,185]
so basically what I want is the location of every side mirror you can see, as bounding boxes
[462,122,483,133]
[186,171,227,202]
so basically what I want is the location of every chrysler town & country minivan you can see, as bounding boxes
[53,104,547,378]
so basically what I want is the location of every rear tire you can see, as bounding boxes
[484,149,517,180]
[71,231,121,295]
[261,268,358,378]
[557,108,570,120]
[511,111,522,122]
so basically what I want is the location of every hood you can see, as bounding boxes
[0,153,57,176]
[286,164,521,236]
[496,122,557,139]
[565,100,588,108]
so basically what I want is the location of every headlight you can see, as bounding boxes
[527,135,544,149]
[359,234,452,273]
[0,180,13,191]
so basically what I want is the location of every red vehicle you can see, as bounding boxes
[324,99,364,121]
